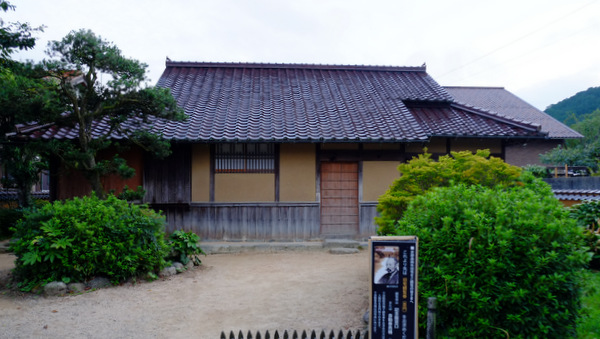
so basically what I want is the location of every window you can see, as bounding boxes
[215,143,275,173]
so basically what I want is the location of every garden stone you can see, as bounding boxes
[68,283,86,293]
[87,277,111,289]
[185,259,195,270]
[172,262,185,273]
[160,266,177,277]
[44,281,67,296]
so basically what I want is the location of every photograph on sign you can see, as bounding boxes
[374,246,400,284]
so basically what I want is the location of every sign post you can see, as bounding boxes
[369,236,418,339]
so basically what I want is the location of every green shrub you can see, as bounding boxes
[522,164,550,178]
[394,184,589,338]
[167,230,205,266]
[376,150,522,235]
[10,194,170,291]
[570,200,600,269]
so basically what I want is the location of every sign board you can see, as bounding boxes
[369,236,418,339]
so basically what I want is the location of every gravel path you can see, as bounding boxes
[0,250,370,339]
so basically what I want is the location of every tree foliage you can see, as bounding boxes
[545,86,600,124]
[0,0,41,62]
[395,183,589,338]
[376,149,522,235]
[40,29,186,197]
[540,109,600,171]
[0,1,55,207]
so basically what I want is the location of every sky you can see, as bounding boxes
[3,0,600,111]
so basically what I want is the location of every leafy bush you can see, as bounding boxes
[376,150,522,235]
[394,183,589,338]
[570,200,600,269]
[522,164,550,178]
[10,194,170,291]
[167,230,205,266]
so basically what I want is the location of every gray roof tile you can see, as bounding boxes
[445,86,581,139]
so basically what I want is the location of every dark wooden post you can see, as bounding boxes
[427,297,437,339]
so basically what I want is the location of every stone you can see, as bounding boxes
[172,262,185,273]
[329,247,360,255]
[44,281,67,296]
[363,310,370,324]
[67,283,86,293]
[87,276,111,289]
[160,266,177,277]
[185,259,196,270]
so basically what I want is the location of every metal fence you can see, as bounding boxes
[220,330,369,339]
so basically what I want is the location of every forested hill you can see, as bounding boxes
[545,86,600,124]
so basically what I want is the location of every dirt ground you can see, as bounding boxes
[0,249,370,339]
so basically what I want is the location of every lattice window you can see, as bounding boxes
[215,143,275,173]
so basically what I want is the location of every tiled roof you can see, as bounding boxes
[408,103,543,138]
[445,86,582,139]
[30,62,547,142]
[552,189,600,201]
[0,190,50,201]
[150,62,544,142]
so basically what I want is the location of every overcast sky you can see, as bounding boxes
[4,0,600,110]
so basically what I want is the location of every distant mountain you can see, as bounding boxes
[545,86,600,124]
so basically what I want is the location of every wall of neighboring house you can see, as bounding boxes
[504,139,562,167]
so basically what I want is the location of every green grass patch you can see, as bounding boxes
[579,270,600,338]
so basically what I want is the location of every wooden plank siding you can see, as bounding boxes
[160,203,321,241]
[143,144,191,204]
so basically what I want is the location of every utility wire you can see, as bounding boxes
[437,0,597,80]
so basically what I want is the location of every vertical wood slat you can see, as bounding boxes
[159,203,321,241]
[144,144,191,204]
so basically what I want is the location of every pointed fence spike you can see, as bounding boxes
[292,330,299,339]
[220,331,227,339]
[263,330,269,339]
[247,330,253,339]
[239,330,244,339]
[310,330,317,339]
[301,330,308,339]
[283,330,289,339]
[229,331,236,339]
[329,330,335,339]
[338,330,344,339]
[274,330,280,339]
[256,330,262,339]
[319,330,326,339]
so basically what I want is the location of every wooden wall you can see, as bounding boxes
[157,202,378,241]
[144,144,191,204]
